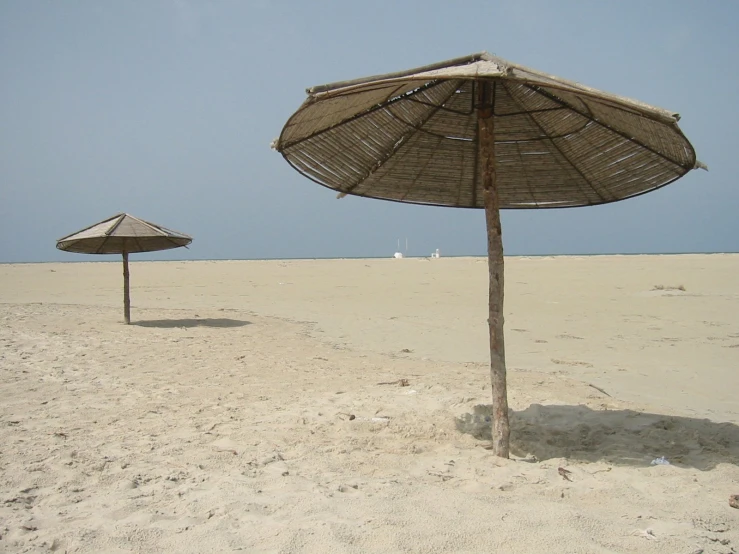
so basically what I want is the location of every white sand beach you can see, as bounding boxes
[1,254,738,553]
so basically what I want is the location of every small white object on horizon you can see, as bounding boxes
[431,248,441,258]
[394,238,405,259]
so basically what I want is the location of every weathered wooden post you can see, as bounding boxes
[122,251,131,324]
[477,80,510,458]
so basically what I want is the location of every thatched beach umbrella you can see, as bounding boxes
[272,52,706,458]
[56,213,192,324]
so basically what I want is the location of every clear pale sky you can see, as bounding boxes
[0,1,735,262]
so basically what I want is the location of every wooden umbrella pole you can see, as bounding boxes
[477,80,510,458]
[123,251,131,324]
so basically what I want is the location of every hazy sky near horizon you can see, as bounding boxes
[1,1,736,262]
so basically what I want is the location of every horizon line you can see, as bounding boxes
[2,251,738,264]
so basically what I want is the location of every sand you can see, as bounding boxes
[1,254,738,553]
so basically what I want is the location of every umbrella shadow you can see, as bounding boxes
[132,318,252,329]
[455,404,739,470]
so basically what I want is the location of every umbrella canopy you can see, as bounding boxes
[276,52,705,209]
[56,213,192,255]
[56,213,192,324]
[274,52,705,459]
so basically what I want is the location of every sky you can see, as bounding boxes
[0,0,736,262]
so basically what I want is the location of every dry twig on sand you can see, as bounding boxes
[377,379,409,386]
[588,383,612,397]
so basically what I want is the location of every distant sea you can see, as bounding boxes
[2,251,737,264]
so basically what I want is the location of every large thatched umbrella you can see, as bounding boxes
[56,213,192,324]
[272,52,706,458]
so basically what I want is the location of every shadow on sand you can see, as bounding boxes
[132,318,252,329]
[455,404,739,470]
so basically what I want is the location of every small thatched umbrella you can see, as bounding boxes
[56,213,192,324]
[273,52,706,458]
